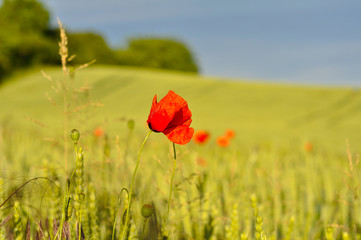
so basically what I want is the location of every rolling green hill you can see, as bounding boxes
[1,66,360,154]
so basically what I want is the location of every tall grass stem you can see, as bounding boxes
[120,130,152,240]
[57,19,69,176]
[167,143,177,219]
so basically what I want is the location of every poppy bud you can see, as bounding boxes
[70,129,80,144]
[141,204,154,218]
[128,119,135,130]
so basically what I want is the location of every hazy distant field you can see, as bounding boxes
[0,66,360,239]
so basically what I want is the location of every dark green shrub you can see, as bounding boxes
[0,0,57,80]
[116,38,199,73]
[0,0,50,33]
[67,33,117,65]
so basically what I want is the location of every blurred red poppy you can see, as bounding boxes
[197,157,207,167]
[193,130,210,145]
[147,90,194,145]
[304,142,313,152]
[94,127,104,137]
[217,136,230,147]
[225,129,235,139]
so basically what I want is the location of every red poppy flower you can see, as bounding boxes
[225,129,235,139]
[216,136,230,147]
[193,130,210,145]
[93,127,104,137]
[304,142,313,152]
[197,157,207,167]
[147,90,194,145]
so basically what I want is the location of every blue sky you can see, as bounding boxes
[41,0,361,86]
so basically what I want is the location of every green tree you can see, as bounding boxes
[0,0,57,79]
[116,38,199,73]
[0,0,49,32]
[67,33,117,64]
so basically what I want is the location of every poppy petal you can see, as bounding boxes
[182,118,192,127]
[157,91,187,115]
[147,95,159,129]
[151,95,158,111]
[164,125,194,145]
[148,91,188,132]
[166,104,192,129]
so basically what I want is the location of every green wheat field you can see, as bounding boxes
[1,63,361,239]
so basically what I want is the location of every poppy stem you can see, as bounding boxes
[120,130,152,240]
[166,143,177,227]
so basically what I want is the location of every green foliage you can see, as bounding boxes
[0,179,5,240]
[88,183,100,239]
[0,0,199,81]
[0,0,57,79]
[116,38,199,73]
[67,32,117,65]
[13,201,23,240]
[0,0,49,32]
[225,204,240,239]
[1,114,361,239]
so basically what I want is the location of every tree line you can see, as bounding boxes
[0,0,199,82]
